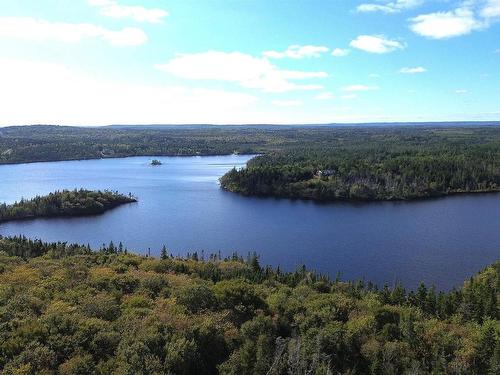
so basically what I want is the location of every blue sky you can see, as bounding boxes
[0,0,499,125]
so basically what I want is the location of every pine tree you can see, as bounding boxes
[416,283,427,311]
[477,323,497,374]
[249,252,261,273]
[488,339,500,375]
[425,286,437,315]
[161,245,168,260]
[390,283,406,305]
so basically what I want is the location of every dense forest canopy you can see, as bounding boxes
[1,125,499,201]
[0,189,136,223]
[0,236,498,374]
[220,126,500,200]
[0,124,497,164]
[0,125,277,163]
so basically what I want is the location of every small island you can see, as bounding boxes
[151,159,162,166]
[0,189,137,223]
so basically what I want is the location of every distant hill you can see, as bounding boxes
[105,121,500,130]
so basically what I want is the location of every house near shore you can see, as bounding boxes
[317,169,335,177]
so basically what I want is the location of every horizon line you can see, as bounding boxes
[2,120,500,128]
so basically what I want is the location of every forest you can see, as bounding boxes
[0,235,498,374]
[0,125,277,164]
[0,190,136,223]
[220,127,500,200]
[1,125,499,201]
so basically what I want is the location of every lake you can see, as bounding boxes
[0,155,499,290]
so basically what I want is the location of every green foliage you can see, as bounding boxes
[0,125,280,164]
[175,283,216,313]
[2,125,499,201]
[0,189,136,223]
[0,236,498,373]
[220,126,500,201]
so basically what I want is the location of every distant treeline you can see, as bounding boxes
[0,189,136,223]
[0,125,276,164]
[220,126,500,200]
[0,235,498,374]
[1,125,500,201]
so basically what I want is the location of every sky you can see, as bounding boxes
[0,0,499,126]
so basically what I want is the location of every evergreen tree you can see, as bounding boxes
[161,245,168,260]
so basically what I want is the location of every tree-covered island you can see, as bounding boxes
[0,189,137,223]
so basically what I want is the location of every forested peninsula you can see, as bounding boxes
[0,236,498,374]
[220,127,500,201]
[0,189,136,223]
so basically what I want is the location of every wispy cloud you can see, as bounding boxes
[342,94,358,100]
[263,45,329,59]
[350,35,405,53]
[356,0,422,14]
[481,0,500,18]
[315,92,334,100]
[272,100,302,107]
[331,48,350,57]
[88,0,168,23]
[399,66,427,74]
[0,16,147,46]
[342,85,379,92]
[455,89,468,94]
[156,51,327,93]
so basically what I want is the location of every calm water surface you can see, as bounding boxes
[0,155,499,289]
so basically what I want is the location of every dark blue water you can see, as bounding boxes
[0,155,498,289]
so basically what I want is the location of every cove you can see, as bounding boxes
[0,155,498,290]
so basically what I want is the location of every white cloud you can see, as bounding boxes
[350,35,405,53]
[481,0,500,18]
[315,92,334,100]
[342,84,379,91]
[455,89,468,94]
[88,0,168,23]
[369,73,380,78]
[271,100,302,107]
[0,17,147,46]
[0,58,259,125]
[356,0,422,14]
[399,66,427,74]
[156,51,327,93]
[331,48,350,57]
[409,8,484,39]
[263,45,329,59]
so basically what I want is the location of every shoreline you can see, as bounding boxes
[0,152,259,167]
[221,184,500,203]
